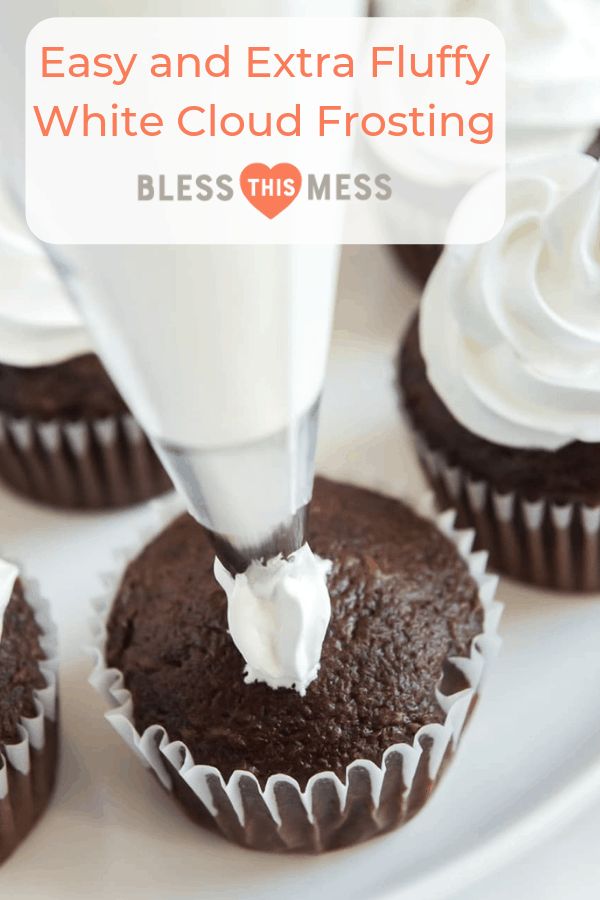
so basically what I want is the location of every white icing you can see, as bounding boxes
[0,558,19,641]
[0,187,92,366]
[421,153,600,450]
[367,1,600,244]
[214,545,332,695]
[374,0,600,159]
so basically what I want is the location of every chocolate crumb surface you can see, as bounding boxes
[0,354,127,421]
[0,579,46,747]
[106,477,483,787]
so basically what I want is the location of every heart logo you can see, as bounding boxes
[239,163,302,219]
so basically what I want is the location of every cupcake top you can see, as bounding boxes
[0,353,128,422]
[0,560,46,745]
[421,153,600,451]
[0,186,92,367]
[106,478,484,787]
[376,0,600,158]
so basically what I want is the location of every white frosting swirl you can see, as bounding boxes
[421,153,600,450]
[375,0,600,158]
[0,558,18,641]
[214,544,331,695]
[0,186,92,367]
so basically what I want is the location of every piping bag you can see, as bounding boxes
[60,242,339,693]
[0,0,364,693]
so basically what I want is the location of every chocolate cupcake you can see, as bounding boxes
[0,558,58,864]
[91,479,500,853]
[399,154,600,590]
[0,188,170,509]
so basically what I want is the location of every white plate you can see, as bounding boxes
[2,245,600,899]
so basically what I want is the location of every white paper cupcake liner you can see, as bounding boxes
[415,432,600,592]
[0,565,59,864]
[0,411,170,510]
[89,492,501,853]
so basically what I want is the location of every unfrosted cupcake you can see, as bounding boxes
[373,0,600,284]
[0,557,58,864]
[91,478,500,853]
[0,190,170,509]
[399,153,600,590]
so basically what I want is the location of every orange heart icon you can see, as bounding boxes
[239,163,302,219]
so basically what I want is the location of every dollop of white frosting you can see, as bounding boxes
[376,0,600,158]
[214,544,332,695]
[421,153,600,450]
[0,186,92,366]
[0,558,18,641]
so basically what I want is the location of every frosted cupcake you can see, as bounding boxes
[399,153,600,590]
[0,557,58,864]
[373,0,600,284]
[91,478,500,853]
[0,190,170,509]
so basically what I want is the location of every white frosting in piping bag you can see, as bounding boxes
[0,186,92,367]
[421,153,600,450]
[0,2,359,695]
[64,242,339,696]
[0,558,19,641]
[214,546,332,694]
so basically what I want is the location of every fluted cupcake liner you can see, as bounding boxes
[0,411,171,511]
[89,492,501,853]
[0,570,59,865]
[415,432,600,592]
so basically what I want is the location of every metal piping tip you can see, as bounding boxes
[208,504,309,575]
[151,399,320,576]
